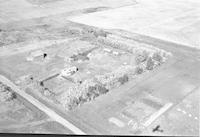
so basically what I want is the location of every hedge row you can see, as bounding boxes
[64,26,108,39]
[58,65,135,110]
[95,65,135,89]
[97,35,172,59]
[59,79,107,110]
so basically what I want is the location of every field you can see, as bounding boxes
[0,0,137,24]
[69,0,200,49]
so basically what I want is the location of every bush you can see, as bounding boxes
[80,79,108,99]
[146,57,155,70]
[152,52,163,64]
[59,86,82,110]
[135,66,144,74]
[95,74,118,89]
[64,97,79,110]
[97,37,131,53]
[86,84,107,98]
[93,30,107,38]
[65,28,81,36]
[43,88,53,97]
[0,91,15,102]
[0,83,6,92]
[118,74,129,84]
[0,83,16,102]
[135,50,148,64]
[96,84,109,94]
[82,27,107,38]
[70,54,89,61]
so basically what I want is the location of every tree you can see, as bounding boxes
[146,57,155,70]
[118,74,129,84]
[135,66,144,74]
[135,50,148,65]
[152,51,163,64]
[0,90,15,102]
[0,83,6,92]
